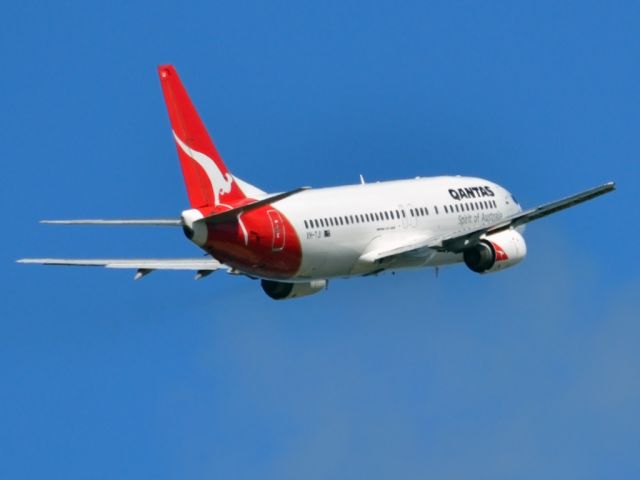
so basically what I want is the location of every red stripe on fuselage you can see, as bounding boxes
[202,205,302,279]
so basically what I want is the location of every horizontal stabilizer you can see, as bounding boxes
[18,257,223,269]
[17,258,228,281]
[41,219,182,226]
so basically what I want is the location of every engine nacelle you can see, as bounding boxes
[463,229,527,274]
[261,279,327,300]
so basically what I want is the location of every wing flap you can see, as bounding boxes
[358,235,434,264]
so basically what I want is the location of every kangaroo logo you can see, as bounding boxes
[491,242,509,261]
[173,131,233,206]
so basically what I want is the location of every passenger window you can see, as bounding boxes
[304,220,308,229]
[410,209,415,216]
[401,210,406,218]
[424,207,429,215]
[384,212,389,220]
[434,206,439,214]
[444,205,448,213]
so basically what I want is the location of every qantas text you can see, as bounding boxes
[448,186,495,200]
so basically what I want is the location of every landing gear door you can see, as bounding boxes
[267,210,285,252]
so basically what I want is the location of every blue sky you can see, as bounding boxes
[1,1,638,478]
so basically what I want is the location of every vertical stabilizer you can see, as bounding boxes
[158,65,246,209]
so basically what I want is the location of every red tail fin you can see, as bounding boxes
[158,65,245,209]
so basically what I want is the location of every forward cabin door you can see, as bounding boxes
[267,210,285,252]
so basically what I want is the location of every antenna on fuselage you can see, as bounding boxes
[359,174,365,184]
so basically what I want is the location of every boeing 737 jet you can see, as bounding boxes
[18,66,615,299]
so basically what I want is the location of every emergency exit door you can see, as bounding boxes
[267,210,285,252]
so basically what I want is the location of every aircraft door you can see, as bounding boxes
[267,210,285,252]
[399,205,409,229]
[406,204,417,228]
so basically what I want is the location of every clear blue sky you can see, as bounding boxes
[2,1,638,478]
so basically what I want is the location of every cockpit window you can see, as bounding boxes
[511,194,519,205]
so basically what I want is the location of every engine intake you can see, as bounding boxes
[463,242,495,273]
[462,229,527,274]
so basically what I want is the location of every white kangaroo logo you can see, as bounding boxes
[173,131,233,206]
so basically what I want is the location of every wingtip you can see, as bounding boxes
[157,64,175,77]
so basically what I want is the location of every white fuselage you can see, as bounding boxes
[271,175,522,281]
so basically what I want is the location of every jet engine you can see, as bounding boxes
[261,279,327,300]
[462,229,526,274]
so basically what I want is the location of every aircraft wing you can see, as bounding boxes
[367,182,615,263]
[17,257,230,280]
[40,219,182,226]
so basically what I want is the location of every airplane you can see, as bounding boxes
[18,65,615,300]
